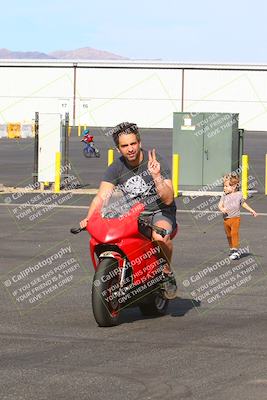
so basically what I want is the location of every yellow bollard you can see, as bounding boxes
[68,126,72,137]
[242,154,249,199]
[108,149,114,166]
[54,152,61,193]
[78,125,81,136]
[265,154,267,195]
[172,154,179,198]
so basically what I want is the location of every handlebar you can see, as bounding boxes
[70,227,86,234]
[152,225,172,238]
[71,216,171,238]
[138,216,171,238]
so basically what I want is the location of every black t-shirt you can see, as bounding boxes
[102,149,176,218]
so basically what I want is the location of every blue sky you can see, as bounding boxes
[1,0,267,62]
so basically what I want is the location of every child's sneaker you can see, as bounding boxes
[229,250,240,260]
[229,248,235,256]
[162,272,177,299]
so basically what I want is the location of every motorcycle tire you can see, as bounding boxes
[139,291,169,317]
[92,258,121,327]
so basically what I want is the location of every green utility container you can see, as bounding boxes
[173,112,242,190]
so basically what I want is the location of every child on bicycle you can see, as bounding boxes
[81,129,95,146]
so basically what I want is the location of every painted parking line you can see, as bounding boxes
[0,202,267,216]
[0,202,88,209]
[174,209,267,216]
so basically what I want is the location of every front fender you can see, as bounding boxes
[99,251,125,269]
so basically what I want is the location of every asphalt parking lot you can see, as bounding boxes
[0,130,266,400]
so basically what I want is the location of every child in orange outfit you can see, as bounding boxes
[218,174,257,260]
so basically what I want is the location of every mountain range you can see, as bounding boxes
[0,47,128,60]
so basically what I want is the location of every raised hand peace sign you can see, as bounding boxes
[148,149,161,177]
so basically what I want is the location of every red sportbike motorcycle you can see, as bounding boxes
[71,202,177,327]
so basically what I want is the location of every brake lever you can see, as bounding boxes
[152,225,170,238]
[138,217,170,238]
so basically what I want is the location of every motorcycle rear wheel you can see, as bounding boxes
[92,258,121,327]
[139,291,169,317]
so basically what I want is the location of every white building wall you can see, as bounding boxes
[0,66,73,123]
[183,69,267,131]
[0,60,267,130]
[76,68,182,128]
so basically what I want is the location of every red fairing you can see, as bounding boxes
[86,202,145,243]
[120,238,163,285]
[89,237,125,271]
[86,201,166,284]
[89,238,98,269]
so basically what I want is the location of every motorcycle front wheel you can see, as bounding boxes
[92,258,121,327]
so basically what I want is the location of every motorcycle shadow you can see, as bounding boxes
[239,251,253,259]
[168,297,201,317]
[121,298,201,324]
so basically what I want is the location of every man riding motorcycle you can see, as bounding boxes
[80,122,177,298]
